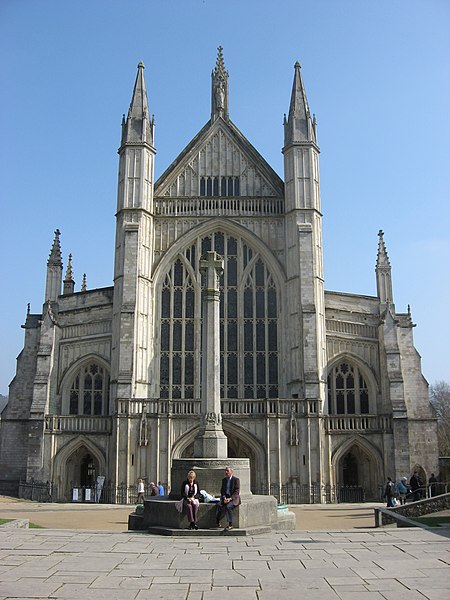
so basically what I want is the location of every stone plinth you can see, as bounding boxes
[129,494,296,532]
[170,458,251,499]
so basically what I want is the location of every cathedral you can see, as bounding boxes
[0,49,438,502]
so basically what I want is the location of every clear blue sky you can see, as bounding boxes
[1,0,449,396]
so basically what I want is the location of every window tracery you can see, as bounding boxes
[327,362,370,415]
[68,363,109,415]
[159,232,278,400]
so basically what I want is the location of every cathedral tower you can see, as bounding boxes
[282,62,327,485]
[110,63,156,484]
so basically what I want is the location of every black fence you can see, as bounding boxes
[253,483,366,504]
[18,480,57,502]
[18,480,450,505]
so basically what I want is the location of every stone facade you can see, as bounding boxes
[0,50,438,501]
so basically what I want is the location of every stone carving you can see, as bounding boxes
[215,81,225,110]
[204,412,222,426]
[139,406,148,446]
[289,405,299,446]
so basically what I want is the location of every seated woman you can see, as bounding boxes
[181,470,200,530]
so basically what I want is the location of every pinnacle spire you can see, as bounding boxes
[121,62,154,146]
[47,229,62,267]
[64,254,73,281]
[81,273,87,292]
[63,253,75,295]
[376,229,391,268]
[211,46,229,122]
[45,229,63,302]
[376,229,393,305]
[284,61,316,146]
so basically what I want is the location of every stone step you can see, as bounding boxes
[147,525,272,536]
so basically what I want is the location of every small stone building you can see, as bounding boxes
[0,49,438,501]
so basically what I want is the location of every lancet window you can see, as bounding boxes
[199,176,240,197]
[327,362,370,415]
[159,232,279,400]
[68,363,109,416]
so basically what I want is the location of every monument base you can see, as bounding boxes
[128,456,296,534]
[170,457,251,499]
[128,495,295,533]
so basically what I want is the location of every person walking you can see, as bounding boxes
[136,478,145,504]
[383,477,395,507]
[428,473,438,497]
[149,482,160,496]
[396,477,408,505]
[410,471,422,502]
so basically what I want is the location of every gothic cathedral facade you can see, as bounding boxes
[0,50,438,501]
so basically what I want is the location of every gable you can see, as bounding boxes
[155,118,284,198]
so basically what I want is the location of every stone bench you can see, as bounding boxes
[128,495,287,531]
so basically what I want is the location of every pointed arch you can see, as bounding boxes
[59,354,110,415]
[152,218,286,290]
[154,221,285,401]
[170,422,266,491]
[326,352,379,415]
[52,435,106,501]
[331,435,383,500]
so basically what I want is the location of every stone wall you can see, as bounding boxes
[375,493,450,526]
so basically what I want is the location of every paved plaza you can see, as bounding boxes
[0,525,449,600]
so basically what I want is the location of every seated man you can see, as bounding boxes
[216,466,241,530]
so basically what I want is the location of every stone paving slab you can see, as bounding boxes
[0,527,449,599]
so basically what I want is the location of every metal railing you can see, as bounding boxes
[18,479,450,505]
[18,480,57,502]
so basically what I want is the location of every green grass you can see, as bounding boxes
[411,516,450,527]
[0,518,44,528]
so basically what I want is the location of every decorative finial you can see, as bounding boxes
[137,61,145,69]
[64,253,73,281]
[407,304,411,315]
[81,273,87,292]
[211,46,229,121]
[27,303,30,315]
[47,229,62,267]
[294,60,301,69]
[376,229,391,267]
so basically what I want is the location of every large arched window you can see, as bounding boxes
[159,231,279,400]
[327,362,369,415]
[68,363,109,415]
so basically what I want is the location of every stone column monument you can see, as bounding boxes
[170,251,251,497]
[193,251,228,458]
[131,251,295,532]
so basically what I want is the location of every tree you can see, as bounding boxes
[430,381,450,456]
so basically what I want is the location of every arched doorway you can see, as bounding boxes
[342,452,359,486]
[80,454,96,488]
[53,437,105,501]
[332,437,382,501]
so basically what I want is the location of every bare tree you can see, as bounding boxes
[430,381,450,456]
